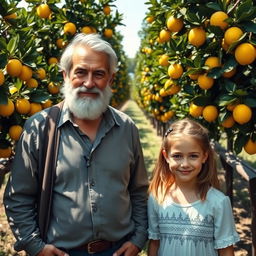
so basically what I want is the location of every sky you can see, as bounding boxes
[114,0,148,58]
[18,0,148,58]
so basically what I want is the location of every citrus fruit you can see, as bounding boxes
[64,22,77,35]
[9,125,23,141]
[15,98,31,114]
[166,16,183,32]
[6,59,22,77]
[0,99,15,117]
[221,115,235,128]
[19,65,33,81]
[210,11,229,30]
[48,57,58,65]
[168,63,183,79]
[26,78,38,88]
[244,139,256,155]
[224,27,243,45]
[4,13,17,19]
[36,68,46,80]
[0,147,12,158]
[205,57,221,69]
[103,5,111,15]
[103,28,113,38]
[159,54,169,66]
[223,68,236,78]
[189,103,204,118]
[56,38,65,49]
[0,70,5,85]
[146,16,154,23]
[159,29,171,43]
[235,43,255,65]
[202,105,218,122]
[42,99,53,109]
[81,26,93,34]
[48,82,60,94]
[28,103,42,116]
[233,104,252,124]
[36,4,51,19]
[188,27,206,47]
[197,74,214,90]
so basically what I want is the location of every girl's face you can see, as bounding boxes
[163,135,208,186]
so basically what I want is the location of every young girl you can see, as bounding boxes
[148,118,240,256]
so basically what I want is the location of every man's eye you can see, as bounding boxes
[94,72,105,78]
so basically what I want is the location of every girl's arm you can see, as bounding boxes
[148,239,160,256]
[218,245,234,256]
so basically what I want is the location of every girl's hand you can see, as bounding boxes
[113,241,140,256]
[148,239,160,256]
[37,244,69,256]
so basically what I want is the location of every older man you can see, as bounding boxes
[4,33,148,256]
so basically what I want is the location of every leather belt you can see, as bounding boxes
[71,239,120,254]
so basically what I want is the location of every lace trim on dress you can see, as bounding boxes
[214,234,240,249]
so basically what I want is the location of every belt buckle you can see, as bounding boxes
[87,240,101,254]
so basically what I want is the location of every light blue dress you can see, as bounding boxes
[148,187,240,256]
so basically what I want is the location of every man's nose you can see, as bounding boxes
[83,73,95,88]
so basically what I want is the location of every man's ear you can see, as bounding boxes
[62,71,68,81]
[109,73,116,86]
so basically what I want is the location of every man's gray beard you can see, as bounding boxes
[61,80,112,120]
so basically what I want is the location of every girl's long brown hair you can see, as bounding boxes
[148,118,220,204]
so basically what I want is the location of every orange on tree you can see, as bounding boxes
[209,11,229,30]
[48,82,60,94]
[244,138,256,155]
[159,54,169,66]
[28,102,42,116]
[81,26,93,34]
[235,43,256,65]
[197,73,214,90]
[159,29,171,43]
[168,63,183,79]
[146,16,154,23]
[103,5,111,15]
[36,68,46,80]
[224,27,243,45]
[103,28,113,38]
[166,84,181,95]
[202,105,218,122]
[188,27,206,47]
[56,38,65,49]
[6,59,22,77]
[26,78,38,88]
[9,125,23,141]
[0,99,15,117]
[166,16,183,32]
[48,57,58,65]
[205,57,221,69]
[19,65,33,81]
[42,99,53,109]
[36,4,52,19]
[232,104,252,124]
[189,103,204,118]
[0,147,12,158]
[15,98,31,114]
[0,70,5,85]
[221,115,235,128]
[64,22,77,35]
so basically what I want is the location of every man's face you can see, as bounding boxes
[62,45,114,120]
[64,45,114,96]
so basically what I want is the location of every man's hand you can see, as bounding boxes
[113,241,140,256]
[37,244,69,256]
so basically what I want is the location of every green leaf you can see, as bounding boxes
[0,93,8,105]
[234,89,248,96]
[0,37,7,49]
[223,80,237,92]
[218,94,237,106]
[240,21,256,33]
[193,96,210,106]
[30,90,50,103]
[7,35,19,55]
[243,97,256,107]
[0,53,8,69]
[234,134,247,154]
[208,67,222,79]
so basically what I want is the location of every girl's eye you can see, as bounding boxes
[170,154,182,159]
[190,154,199,159]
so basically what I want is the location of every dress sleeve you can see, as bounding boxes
[148,194,160,240]
[213,195,240,249]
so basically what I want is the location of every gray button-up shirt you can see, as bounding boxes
[4,102,148,256]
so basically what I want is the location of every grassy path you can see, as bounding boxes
[120,100,162,175]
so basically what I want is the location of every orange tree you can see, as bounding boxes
[0,0,129,161]
[135,0,256,155]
